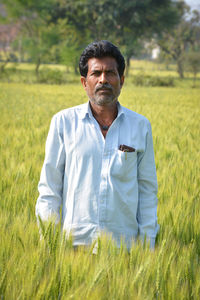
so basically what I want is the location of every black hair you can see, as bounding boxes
[79,40,125,78]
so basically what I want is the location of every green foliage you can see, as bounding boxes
[2,0,61,74]
[58,20,88,74]
[186,52,200,74]
[37,68,67,85]
[2,0,182,75]
[57,0,181,74]
[158,6,200,79]
[133,73,174,87]
[0,60,198,87]
[0,76,200,298]
[186,51,200,87]
[2,0,57,20]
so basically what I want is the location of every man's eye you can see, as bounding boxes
[107,71,116,75]
[92,71,101,76]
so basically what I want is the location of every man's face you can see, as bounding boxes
[81,56,124,106]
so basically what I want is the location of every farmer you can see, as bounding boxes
[36,40,159,249]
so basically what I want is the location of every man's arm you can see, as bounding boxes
[36,114,65,224]
[137,121,159,248]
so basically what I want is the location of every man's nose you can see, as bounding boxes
[99,72,108,84]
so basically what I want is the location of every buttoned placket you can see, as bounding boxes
[89,112,122,230]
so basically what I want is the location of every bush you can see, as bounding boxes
[0,66,17,80]
[38,68,67,84]
[133,73,174,87]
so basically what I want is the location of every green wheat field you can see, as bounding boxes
[0,63,200,299]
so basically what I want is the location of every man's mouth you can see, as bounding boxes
[96,86,112,93]
[98,89,111,92]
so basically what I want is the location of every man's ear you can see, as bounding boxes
[81,76,87,89]
[120,75,125,87]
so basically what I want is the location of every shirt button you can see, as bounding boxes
[100,199,104,203]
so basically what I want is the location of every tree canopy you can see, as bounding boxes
[157,5,200,78]
[1,0,183,74]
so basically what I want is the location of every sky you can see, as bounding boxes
[184,0,200,11]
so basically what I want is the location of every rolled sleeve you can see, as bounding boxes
[36,114,65,224]
[137,121,159,248]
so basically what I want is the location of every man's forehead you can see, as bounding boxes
[88,56,118,70]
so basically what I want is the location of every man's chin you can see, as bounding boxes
[91,97,117,106]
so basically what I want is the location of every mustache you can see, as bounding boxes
[95,84,112,92]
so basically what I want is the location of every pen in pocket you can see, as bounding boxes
[119,145,135,160]
[119,144,135,152]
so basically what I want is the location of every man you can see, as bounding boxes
[36,40,159,249]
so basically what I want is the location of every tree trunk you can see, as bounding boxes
[125,56,131,77]
[193,73,197,88]
[0,61,8,73]
[35,57,41,79]
[177,59,184,79]
[74,64,78,75]
[18,37,22,63]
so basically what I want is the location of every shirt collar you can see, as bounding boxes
[78,102,91,120]
[117,101,125,118]
[78,101,125,120]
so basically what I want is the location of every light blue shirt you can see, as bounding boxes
[36,102,159,249]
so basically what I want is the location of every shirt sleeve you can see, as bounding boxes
[137,121,159,248]
[35,114,65,224]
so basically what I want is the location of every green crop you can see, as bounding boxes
[0,79,199,299]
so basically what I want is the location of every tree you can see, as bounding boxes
[57,19,90,74]
[21,22,61,76]
[0,23,20,72]
[2,0,60,76]
[186,51,200,87]
[106,0,182,75]
[157,5,200,78]
[52,0,182,75]
[2,0,182,75]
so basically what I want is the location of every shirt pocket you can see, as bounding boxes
[110,149,137,181]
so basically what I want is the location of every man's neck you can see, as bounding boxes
[89,101,118,124]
